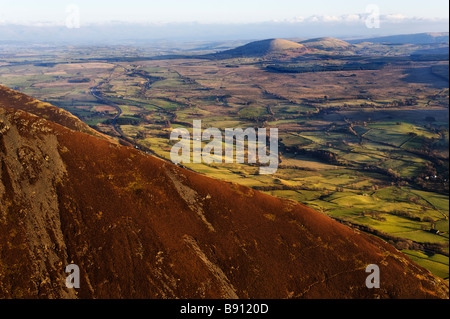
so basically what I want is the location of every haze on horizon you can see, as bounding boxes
[0,0,448,44]
[1,0,449,24]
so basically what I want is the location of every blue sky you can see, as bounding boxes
[0,0,448,24]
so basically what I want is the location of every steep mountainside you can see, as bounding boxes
[0,86,104,139]
[0,86,448,299]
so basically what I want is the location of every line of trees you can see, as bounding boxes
[333,217,449,257]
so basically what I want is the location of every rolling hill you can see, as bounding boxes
[207,38,310,59]
[299,37,355,51]
[0,85,448,299]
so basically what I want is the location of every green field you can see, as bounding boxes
[403,250,449,279]
[1,43,448,279]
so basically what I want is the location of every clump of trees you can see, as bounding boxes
[68,77,91,83]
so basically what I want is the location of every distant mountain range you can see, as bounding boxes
[0,85,448,299]
[0,19,448,44]
[348,32,449,44]
[203,37,356,59]
[203,34,449,59]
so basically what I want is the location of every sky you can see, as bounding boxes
[0,1,448,43]
[0,0,448,25]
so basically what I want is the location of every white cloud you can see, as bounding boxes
[342,14,362,22]
[292,16,305,23]
[322,15,341,22]
[275,13,447,26]
[307,15,320,22]
[300,14,363,24]
[383,14,407,23]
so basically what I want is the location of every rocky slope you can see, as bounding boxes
[0,85,448,299]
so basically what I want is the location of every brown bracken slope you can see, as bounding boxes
[0,85,448,299]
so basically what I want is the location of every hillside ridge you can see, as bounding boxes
[208,38,310,58]
[0,86,448,299]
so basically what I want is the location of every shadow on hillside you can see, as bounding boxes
[401,66,449,89]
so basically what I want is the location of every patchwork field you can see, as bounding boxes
[1,41,448,279]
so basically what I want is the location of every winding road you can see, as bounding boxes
[90,82,123,137]
[88,68,188,167]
